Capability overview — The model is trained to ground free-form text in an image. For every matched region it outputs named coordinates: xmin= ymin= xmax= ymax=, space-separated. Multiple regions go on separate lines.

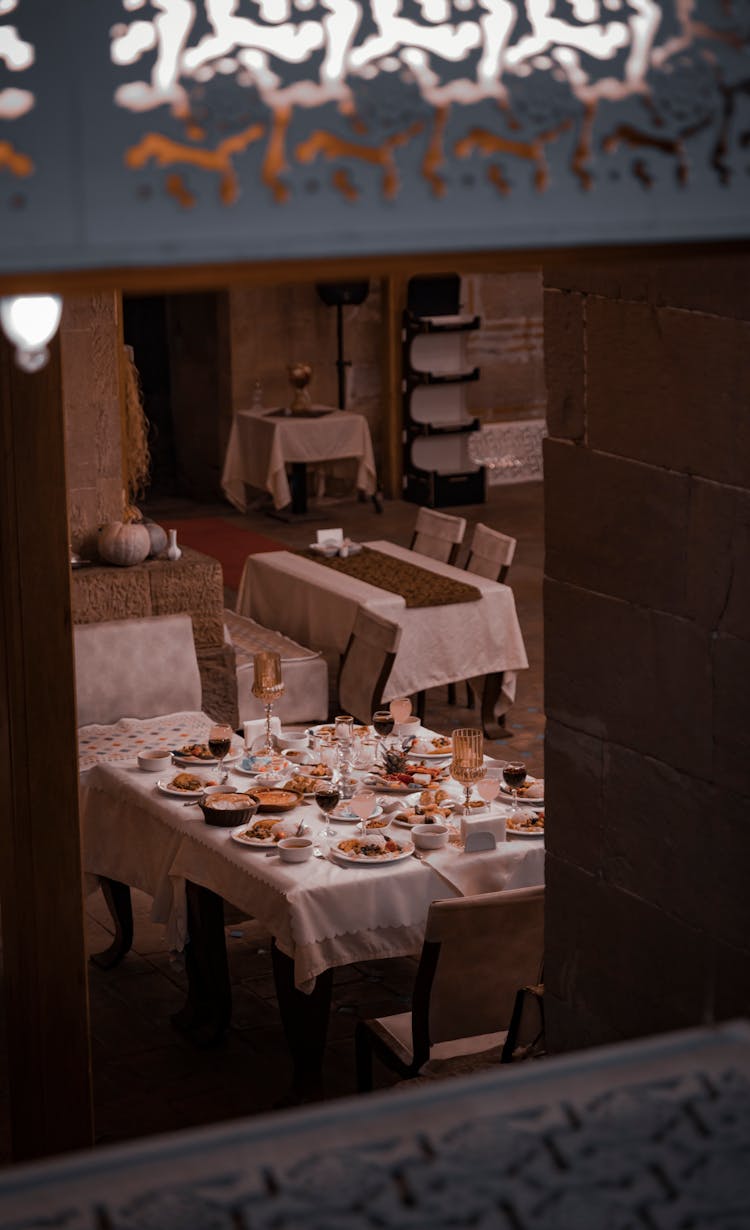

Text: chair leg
xmin=447 ymin=682 xmax=456 ymax=706
xmin=355 ymin=1022 xmax=375 ymax=1093
xmin=416 ymin=691 xmax=426 ymax=724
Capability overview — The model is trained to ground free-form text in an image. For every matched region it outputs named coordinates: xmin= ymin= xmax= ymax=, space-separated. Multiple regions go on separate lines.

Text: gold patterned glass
xmin=252 ymin=651 xmax=284 ymax=754
xmin=451 ymin=727 xmax=485 ymax=809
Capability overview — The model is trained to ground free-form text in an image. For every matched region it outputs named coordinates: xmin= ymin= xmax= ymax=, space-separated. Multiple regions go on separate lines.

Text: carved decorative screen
xmin=1 ymin=1 xmax=748 ymax=274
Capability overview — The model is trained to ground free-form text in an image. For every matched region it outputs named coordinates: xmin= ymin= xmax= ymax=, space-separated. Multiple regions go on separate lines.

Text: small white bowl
xmin=137 ymin=749 xmax=172 ymax=773
xmin=278 ymin=836 xmax=313 ymax=863
xmin=411 ymin=823 xmax=449 ymax=850
xmin=278 ymin=735 xmax=310 ymax=754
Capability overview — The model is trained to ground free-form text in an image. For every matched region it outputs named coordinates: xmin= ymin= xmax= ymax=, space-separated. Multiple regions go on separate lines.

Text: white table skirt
xmin=236 ymin=540 xmax=529 ymax=713
xmin=81 ymin=759 xmax=543 ymax=990
xmin=221 ymin=406 xmax=377 ymax=511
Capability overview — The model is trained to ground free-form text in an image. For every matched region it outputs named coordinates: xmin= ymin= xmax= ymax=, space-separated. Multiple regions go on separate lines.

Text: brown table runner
xmin=297 ymin=546 xmax=482 ymax=608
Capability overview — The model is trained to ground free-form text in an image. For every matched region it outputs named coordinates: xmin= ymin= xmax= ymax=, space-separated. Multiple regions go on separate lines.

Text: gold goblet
xmin=252 ymin=651 xmax=285 ymax=754
xmin=288 ymin=361 xmax=312 ymax=413
xmin=451 ymin=727 xmax=485 ymax=810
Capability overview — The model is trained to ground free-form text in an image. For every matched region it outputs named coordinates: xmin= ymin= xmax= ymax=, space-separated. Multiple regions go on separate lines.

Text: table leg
xmin=90 ymin=878 xmax=133 ymax=970
xmin=290 ymin=462 xmax=308 ymax=515
xmin=481 ymin=671 xmax=513 ymax=740
xmin=171 ymin=882 xmax=232 ymax=1048
xmin=271 ymin=940 xmax=333 ymax=1096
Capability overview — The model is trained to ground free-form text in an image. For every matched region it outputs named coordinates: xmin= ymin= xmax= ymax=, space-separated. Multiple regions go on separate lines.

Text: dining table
xmin=221 ymin=405 xmax=377 ymax=515
xmin=80 ymin=720 xmax=544 ymax=1088
xmin=236 ymin=540 xmax=529 ymax=736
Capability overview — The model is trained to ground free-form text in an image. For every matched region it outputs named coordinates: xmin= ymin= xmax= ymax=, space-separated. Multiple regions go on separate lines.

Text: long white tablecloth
xmin=236 ymin=540 xmax=529 ymax=713
xmin=81 ymin=756 xmax=543 ymax=991
xmin=221 ymin=406 xmax=377 ymax=511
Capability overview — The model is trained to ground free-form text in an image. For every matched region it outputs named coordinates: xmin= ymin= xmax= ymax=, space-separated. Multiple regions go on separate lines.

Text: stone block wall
xmin=61 ymin=294 xmax=124 ymax=557
xmin=462 ymin=270 xmax=545 ymax=421
xmin=543 ymin=252 xmax=750 ymax=1051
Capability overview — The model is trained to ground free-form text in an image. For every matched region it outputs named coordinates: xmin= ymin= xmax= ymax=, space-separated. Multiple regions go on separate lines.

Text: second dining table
xmin=236 ymin=539 xmax=529 ymax=735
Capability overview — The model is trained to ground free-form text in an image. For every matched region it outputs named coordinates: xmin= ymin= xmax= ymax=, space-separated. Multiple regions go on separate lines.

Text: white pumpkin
xmin=143 ymin=520 xmax=168 ymax=558
xmin=97 ymin=521 xmax=151 ymax=567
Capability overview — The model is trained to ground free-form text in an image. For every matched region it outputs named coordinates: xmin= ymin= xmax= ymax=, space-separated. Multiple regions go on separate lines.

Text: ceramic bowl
xmin=199 ymin=791 xmax=258 ymax=828
xmin=411 ymin=823 xmax=449 ymax=850
xmin=278 ymin=836 xmax=313 ymax=863
xmin=278 ymin=735 xmax=310 ymax=754
xmin=137 ymin=749 xmax=172 ymax=773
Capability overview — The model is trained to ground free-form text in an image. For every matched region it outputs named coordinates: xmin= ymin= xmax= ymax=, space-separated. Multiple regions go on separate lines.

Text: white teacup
xmin=278 ymin=837 xmax=313 ymax=863
xmin=411 ymin=823 xmax=449 ymax=850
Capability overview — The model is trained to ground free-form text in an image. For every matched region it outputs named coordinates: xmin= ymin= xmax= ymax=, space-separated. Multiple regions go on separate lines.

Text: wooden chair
xmin=409 ymin=506 xmax=467 ymax=566
xmin=337 ymin=607 xmax=402 ymax=725
xmin=355 ymin=886 xmax=544 ymax=1091
xmin=447 ymin=522 xmax=518 ymax=708
xmin=465 ymin=521 xmax=517 ymax=584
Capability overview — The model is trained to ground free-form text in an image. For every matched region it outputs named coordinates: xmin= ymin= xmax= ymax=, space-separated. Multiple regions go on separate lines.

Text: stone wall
xmin=462 ymin=271 xmax=545 ymax=421
xmin=61 ymin=294 xmax=124 ymax=557
xmin=543 ymin=252 xmax=750 ymax=1051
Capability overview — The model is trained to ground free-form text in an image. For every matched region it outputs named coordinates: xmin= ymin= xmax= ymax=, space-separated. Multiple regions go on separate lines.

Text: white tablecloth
xmin=221 ymin=406 xmax=377 ymax=511
xmin=81 ymin=759 xmax=543 ymax=991
xmin=236 ymin=540 xmax=529 ymax=714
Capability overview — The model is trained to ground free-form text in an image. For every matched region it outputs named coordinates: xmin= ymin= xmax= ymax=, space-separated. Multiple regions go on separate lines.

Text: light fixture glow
xmin=0 ymin=294 xmax=63 ymax=372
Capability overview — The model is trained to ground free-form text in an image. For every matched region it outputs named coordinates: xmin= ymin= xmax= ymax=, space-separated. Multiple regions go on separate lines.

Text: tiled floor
xmin=5 ymin=481 xmax=546 ymax=1155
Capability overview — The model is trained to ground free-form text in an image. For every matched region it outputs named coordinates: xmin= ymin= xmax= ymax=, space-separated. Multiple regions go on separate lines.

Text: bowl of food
xmin=411 ymin=823 xmax=449 ymax=850
xmin=198 ymin=791 xmax=259 ymax=828
xmin=137 ymin=749 xmax=172 ymax=773
xmin=278 ymin=836 xmax=313 ymax=863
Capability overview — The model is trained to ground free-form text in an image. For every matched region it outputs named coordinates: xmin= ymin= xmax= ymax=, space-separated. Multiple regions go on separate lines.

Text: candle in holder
xmin=252 ymin=652 xmax=285 ymax=753
xmin=451 ymin=727 xmax=485 ymax=810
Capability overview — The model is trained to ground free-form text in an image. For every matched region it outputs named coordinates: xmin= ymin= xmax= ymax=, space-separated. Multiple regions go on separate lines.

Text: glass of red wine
xmin=208 ymin=724 xmax=233 ymax=783
xmin=372 ymin=709 xmax=395 ymax=760
xmin=315 ymin=782 xmax=341 ymax=839
xmin=502 ymin=761 xmax=527 ymax=818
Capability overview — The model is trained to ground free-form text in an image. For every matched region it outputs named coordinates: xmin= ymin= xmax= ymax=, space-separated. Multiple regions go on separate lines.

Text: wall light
xmin=0 ymin=294 xmax=63 ymax=372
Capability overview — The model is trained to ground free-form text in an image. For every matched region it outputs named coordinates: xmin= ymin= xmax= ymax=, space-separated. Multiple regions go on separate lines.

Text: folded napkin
xmin=243 ymin=716 xmax=282 ymax=752
xmin=422 ymin=842 xmax=545 ymax=897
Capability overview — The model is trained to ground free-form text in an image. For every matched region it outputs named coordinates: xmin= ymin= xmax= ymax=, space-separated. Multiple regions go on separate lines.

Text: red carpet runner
xmin=165 ymin=517 xmax=285 ymax=591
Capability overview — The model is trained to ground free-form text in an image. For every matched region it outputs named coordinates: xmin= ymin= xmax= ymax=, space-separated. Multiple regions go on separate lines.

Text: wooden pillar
xmin=381 ymin=275 xmax=407 ymax=499
xmin=0 ymin=328 xmax=93 ymax=1159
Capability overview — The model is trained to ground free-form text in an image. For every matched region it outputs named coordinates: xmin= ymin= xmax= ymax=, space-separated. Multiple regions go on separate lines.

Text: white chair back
xmin=338 ymin=608 xmax=402 ymax=725
xmin=74 ymin=613 xmax=202 ymax=727
xmin=410 ymin=507 xmax=467 ymax=565
xmin=465 ymin=522 xmax=517 ymax=582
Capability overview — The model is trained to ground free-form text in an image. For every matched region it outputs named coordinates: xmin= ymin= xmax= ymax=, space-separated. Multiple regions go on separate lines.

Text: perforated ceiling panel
xmin=1 ymin=0 xmax=749 ymax=275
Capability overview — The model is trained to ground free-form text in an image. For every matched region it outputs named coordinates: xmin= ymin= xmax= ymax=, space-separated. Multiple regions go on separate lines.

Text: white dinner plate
xmin=331 ymin=803 xmax=384 ymax=824
xmin=230 ymin=827 xmax=277 ymax=848
xmin=506 ymin=813 xmax=545 ymax=838
xmin=391 ymin=810 xmax=454 ymax=828
xmin=364 ymin=777 xmax=433 ymax=795
xmin=156 ymin=777 xmax=217 ymax=799
xmin=499 ymin=777 xmax=545 ymax=806
xmin=331 ymin=839 xmax=414 ymax=866
xmin=407 ymin=741 xmax=453 ymax=760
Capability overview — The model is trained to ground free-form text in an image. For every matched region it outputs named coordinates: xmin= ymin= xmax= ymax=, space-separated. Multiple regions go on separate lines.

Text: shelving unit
xmin=401 ymin=280 xmax=486 ymax=508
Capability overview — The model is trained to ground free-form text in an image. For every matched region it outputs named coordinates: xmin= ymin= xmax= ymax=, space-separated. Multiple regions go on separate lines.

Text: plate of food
xmin=171 ymin=743 xmax=241 ymax=767
xmin=281 ymin=771 xmax=331 ymax=797
xmin=331 ymin=802 xmax=385 ymax=824
xmin=157 ymin=771 xmax=219 ymax=798
xmin=364 ymin=775 xmax=422 ymax=795
xmin=506 ymin=809 xmax=545 ymax=837
xmin=251 ymin=788 xmax=301 ymax=812
xmin=332 ymin=836 xmax=414 ymax=865
xmin=307 ymin=724 xmax=371 ymax=743
xmin=391 ymin=805 xmax=454 ymax=828
xmin=499 ymin=777 xmax=545 ymax=805
xmin=231 ymin=817 xmax=284 ymax=847
xmin=407 ymin=736 xmax=453 ymax=759
xmin=235 ymin=753 xmax=291 ymax=777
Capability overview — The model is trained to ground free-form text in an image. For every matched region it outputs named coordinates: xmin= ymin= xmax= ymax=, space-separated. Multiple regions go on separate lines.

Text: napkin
xmin=460 ymin=811 xmax=507 ymax=844
xmin=243 ymin=717 xmax=282 ymax=751
xmin=423 ymin=843 xmax=545 ymax=897
xmin=316 ymin=528 xmax=343 ymax=546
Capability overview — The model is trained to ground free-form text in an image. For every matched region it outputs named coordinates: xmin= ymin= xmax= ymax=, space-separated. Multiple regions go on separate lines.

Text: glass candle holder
xmin=451 ymin=727 xmax=485 ymax=809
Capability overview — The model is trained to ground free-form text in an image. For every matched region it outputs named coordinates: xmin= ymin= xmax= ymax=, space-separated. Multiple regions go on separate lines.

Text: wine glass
xmin=208 ymin=724 xmax=233 ymax=783
xmin=450 ymin=727 xmax=484 ymax=810
xmin=372 ymin=709 xmax=394 ymax=759
xmin=503 ymin=761 xmax=527 ymax=819
xmin=476 ymin=775 xmax=500 ymax=811
xmin=315 ymin=781 xmax=341 ymax=839
xmin=349 ymin=789 xmax=376 ymax=836
xmin=252 ymin=652 xmax=285 ymax=754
